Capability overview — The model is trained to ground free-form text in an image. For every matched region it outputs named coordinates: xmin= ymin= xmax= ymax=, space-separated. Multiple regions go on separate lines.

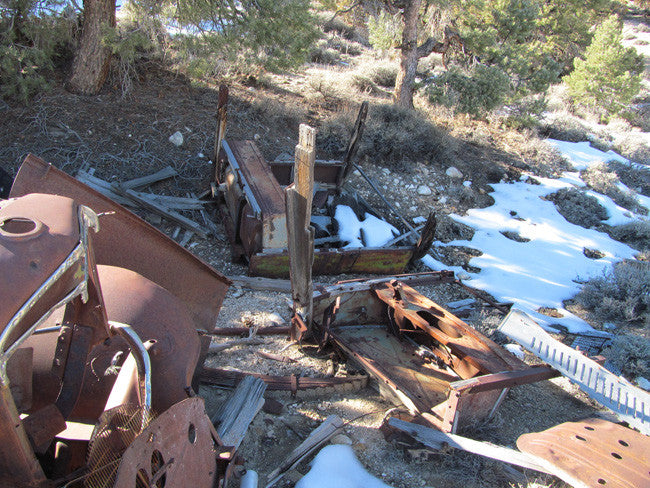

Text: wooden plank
xmin=286 ymin=124 xmax=316 ymax=330
xmin=337 ymin=101 xmax=368 ymax=188
xmin=214 ymin=85 xmax=229 ymax=181
xmin=121 ymin=165 xmax=178 ymax=190
xmin=265 ymin=415 xmax=344 ymax=488
xmin=111 ymin=183 xmax=209 ymax=238
xmin=228 ymin=275 xmax=292 ymax=293
xmin=212 ymin=375 xmax=266 ymax=449
xmin=388 ymin=418 xmax=553 ymax=474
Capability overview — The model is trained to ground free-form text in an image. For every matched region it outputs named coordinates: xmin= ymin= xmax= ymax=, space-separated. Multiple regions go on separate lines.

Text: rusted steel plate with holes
xmin=517 ymin=418 xmax=650 ymax=488
xmin=10 ymin=154 xmax=230 ymax=332
xmin=111 ymin=398 xmax=223 ymax=488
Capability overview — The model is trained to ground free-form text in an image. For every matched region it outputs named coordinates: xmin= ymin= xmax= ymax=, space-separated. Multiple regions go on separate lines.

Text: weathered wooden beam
xmin=212 ymin=375 xmax=266 ymax=449
xmin=286 ymin=124 xmax=316 ymax=331
xmin=388 ymin=418 xmax=552 ymax=474
xmin=227 ymin=276 xmax=293 ymax=293
xmin=121 ymin=165 xmax=178 ymax=190
xmin=111 ymin=183 xmax=209 ymax=238
xmin=214 ymin=85 xmax=229 ymax=181
xmin=337 ymin=101 xmax=368 ymax=188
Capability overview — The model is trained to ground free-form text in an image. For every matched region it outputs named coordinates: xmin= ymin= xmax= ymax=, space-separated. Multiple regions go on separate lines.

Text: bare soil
xmin=0 ymin=68 xmax=614 ymax=488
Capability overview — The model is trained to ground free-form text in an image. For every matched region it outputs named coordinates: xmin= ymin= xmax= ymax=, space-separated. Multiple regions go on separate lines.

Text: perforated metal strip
xmin=499 ymin=310 xmax=650 ymax=436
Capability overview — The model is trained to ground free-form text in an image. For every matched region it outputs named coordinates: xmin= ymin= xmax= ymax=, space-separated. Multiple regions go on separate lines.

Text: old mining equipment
xmin=1 ymin=170 xmax=233 ymax=487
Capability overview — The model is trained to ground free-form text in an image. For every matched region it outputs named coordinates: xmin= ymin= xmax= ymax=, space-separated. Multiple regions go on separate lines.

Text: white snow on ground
xmin=296 ymin=445 xmax=394 ymax=488
xmin=424 ymin=141 xmax=648 ymax=334
xmin=334 ymin=206 xmax=399 ymax=248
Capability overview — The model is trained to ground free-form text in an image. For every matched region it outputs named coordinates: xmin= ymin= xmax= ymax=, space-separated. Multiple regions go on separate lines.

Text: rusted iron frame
xmin=313 ymin=270 xmax=455 ymax=301
xmin=208 ymin=326 xmax=291 ymax=336
xmin=291 ymin=313 xmax=309 ymax=342
xmin=200 ymin=367 xmax=365 ymax=392
xmin=454 ymin=279 xmax=512 ymax=313
xmin=0 ymin=205 xmax=98 ymax=385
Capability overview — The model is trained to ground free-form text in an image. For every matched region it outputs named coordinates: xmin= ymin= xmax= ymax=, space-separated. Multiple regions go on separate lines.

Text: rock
xmin=446 ymin=166 xmax=463 ymax=179
xmin=330 ymin=434 xmax=353 ymax=445
xmin=353 ymin=170 xmax=361 ymax=176
xmin=463 ymin=180 xmax=472 ymax=187
xmin=254 ymin=133 xmax=261 ymax=140
xmin=266 ymin=312 xmax=285 ymax=326
xmin=381 ymin=168 xmax=391 ymax=176
xmin=168 ymin=131 xmax=184 ymax=146
xmin=413 ymin=216 xmax=427 ymax=224
xmin=410 ymin=206 xmax=417 ymax=212
xmin=198 ymin=152 xmax=205 ymax=158
xmin=438 ymin=196 xmax=448 ymax=205
xmin=263 ymin=398 xmax=284 ymax=415
xmin=457 ymin=272 xmax=471 ymax=280
xmin=417 ymin=185 xmax=432 ymax=196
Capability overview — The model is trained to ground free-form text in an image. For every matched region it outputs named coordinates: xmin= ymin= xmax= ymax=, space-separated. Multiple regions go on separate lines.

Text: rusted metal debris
xmin=517 ymin=418 xmax=650 ymax=488
xmin=1 ymin=159 xmax=236 ymax=487
xmin=211 ymin=94 xmax=436 ymax=278
xmin=200 ymin=367 xmax=368 ymax=395
xmin=305 ymin=277 xmax=575 ymax=433
xmin=391 ymin=416 xmax=650 ymax=488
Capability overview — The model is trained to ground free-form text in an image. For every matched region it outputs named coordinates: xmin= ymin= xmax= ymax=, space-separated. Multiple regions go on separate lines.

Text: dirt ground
xmin=0 ymin=70 xmax=617 ymax=488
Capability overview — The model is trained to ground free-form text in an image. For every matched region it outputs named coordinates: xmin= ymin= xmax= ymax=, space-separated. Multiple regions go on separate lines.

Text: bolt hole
xmin=584 ymin=426 xmax=595 ymax=431
xmin=575 ymin=435 xmax=586 ymax=441
xmin=611 ymin=452 xmax=622 ymax=459
xmin=135 ymin=469 xmax=150 ymax=488
xmin=188 ymin=423 xmax=197 ymax=444
xmin=618 ymin=440 xmax=629 ymax=447
xmin=0 ymin=218 xmax=36 ymax=234
xmin=598 ymin=479 xmax=607 ymax=485
xmin=151 ymin=450 xmax=167 ymax=487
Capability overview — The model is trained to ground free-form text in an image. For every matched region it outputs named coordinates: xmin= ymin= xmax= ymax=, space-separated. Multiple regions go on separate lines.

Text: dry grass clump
xmin=248 ymin=98 xmax=307 ymax=132
xmin=581 ymin=162 xmax=648 ymax=215
xmin=609 ymin=161 xmax=650 ymax=196
xmin=355 ymin=59 xmax=398 ymax=88
xmin=310 ymin=40 xmax=342 ymax=65
xmin=575 ymin=260 xmax=650 ymax=325
xmin=541 ymin=111 xmax=592 ymax=142
xmin=548 ymin=188 xmax=608 ymax=228
xmin=603 ymin=334 xmax=650 ymax=380
xmin=608 ymin=220 xmax=650 ymax=251
xmin=318 ymin=103 xmax=456 ymax=170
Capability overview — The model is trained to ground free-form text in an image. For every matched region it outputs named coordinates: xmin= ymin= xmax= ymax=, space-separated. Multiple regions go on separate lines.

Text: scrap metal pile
xmin=1 ymin=89 xmax=649 ymax=488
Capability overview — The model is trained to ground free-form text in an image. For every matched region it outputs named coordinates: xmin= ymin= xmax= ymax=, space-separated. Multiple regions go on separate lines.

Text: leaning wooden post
xmin=213 ymin=85 xmax=229 ymax=183
xmin=286 ymin=124 xmax=316 ymax=340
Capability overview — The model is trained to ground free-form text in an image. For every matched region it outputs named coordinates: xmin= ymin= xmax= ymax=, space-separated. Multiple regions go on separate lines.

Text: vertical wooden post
xmin=213 ymin=85 xmax=229 ymax=183
xmin=286 ymin=124 xmax=316 ymax=334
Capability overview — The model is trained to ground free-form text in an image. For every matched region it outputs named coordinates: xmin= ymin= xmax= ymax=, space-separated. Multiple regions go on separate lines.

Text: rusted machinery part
xmin=10 ymin=154 xmax=230 ymax=332
xmin=0 ymin=195 xmax=104 ymax=361
xmin=111 ymin=398 xmax=225 ymax=488
xmin=22 ymin=265 xmax=202 ymax=422
xmin=517 ymin=418 xmax=650 ymax=488
xmin=200 ymin=367 xmax=368 ymax=395
xmin=108 ymin=322 xmax=152 ymax=412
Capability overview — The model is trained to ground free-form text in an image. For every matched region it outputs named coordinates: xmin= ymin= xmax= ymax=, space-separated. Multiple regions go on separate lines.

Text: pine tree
xmin=565 ymin=14 xmax=644 ymax=120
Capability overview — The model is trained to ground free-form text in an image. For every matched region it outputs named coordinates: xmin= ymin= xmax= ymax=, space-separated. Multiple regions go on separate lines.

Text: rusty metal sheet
xmin=0 ymin=194 xmax=81 ymax=345
xmin=331 ymin=327 xmax=453 ymax=414
xmin=10 ymin=154 xmax=230 ymax=332
xmin=249 ymin=247 xmax=414 ymax=278
xmin=112 ymin=397 xmax=221 ymax=488
xmin=374 ymin=281 xmax=527 ymax=376
xmin=517 ymin=418 xmax=650 ymax=488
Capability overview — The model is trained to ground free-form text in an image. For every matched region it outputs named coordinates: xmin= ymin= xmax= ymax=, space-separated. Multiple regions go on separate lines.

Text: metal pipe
xmin=108 ymin=321 xmax=152 ymax=412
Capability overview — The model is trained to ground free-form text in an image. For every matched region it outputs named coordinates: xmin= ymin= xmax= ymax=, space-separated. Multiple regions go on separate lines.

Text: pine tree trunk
xmin=68 ymin=0 xmax=116 ymax=95
xmin=394 ymin=0 xmax=422 ymax=109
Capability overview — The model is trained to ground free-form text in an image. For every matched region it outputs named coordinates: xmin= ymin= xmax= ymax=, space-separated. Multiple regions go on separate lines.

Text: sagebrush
xmin=575 ymin=260 xmax=650 ymax=324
